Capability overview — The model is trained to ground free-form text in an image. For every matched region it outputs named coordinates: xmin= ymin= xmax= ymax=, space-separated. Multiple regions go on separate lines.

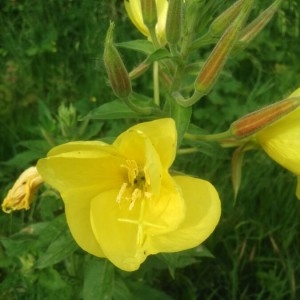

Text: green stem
xmin=177 ymin=147 xmax=199 ymax=155
xmin=123 ymin=95 xmax=161 ymax=116
xmin=153 ymin=61 xmax=160 ymax=106
xmin=184 ymin=130 xmax=232 ymax=142
xmin=172 ymin=90 xmax=204 ymax=107
xmin=148 ymin=27 xmax=161 ymax=49
xmin=169 ymin=43 xmax=178 ymax=57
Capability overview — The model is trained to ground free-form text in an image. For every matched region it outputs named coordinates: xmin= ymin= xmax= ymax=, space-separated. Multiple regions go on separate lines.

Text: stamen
xmin=116 ymin=182 xmax=128 ymax=204
xmin=129 ymin=188 xmax=141 ymax=210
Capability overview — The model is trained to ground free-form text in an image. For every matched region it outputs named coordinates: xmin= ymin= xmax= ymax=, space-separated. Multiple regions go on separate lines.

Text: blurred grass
xmin=0 ymin=0 xmax=300 ymax=299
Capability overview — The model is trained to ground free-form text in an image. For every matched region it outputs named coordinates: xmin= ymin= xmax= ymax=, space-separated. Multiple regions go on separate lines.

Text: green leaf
xmin=18 ymin=139 xmax=50 ymax=154
xmin=3 ymin=150 xmax=42 ymax=168
xmin=145 ymin=48 xmax=172 ymax=64
xmin=35 ymin=227 xmax=78 ymax=269
xmin=158 ymin=246 xmax=214 ymax=278
xmin=34 ymin=215 xmax=67 ymax=249
xmin=83 ymin=258 xmax=114 ymax=300
xmin=84 ymin=94 xmax=158 ymax=120
xmin=113 ymin=277 xmax=134 ymax=300
xmin=116 ymin=40 xmax=155 ymax=55
xmin=34 ymin=215 xmax=78 ymax=269
xmin=84 ymin=100 xmax=139 ymax=120
xmin=38 ymin=267 xmax=68 ymax=291
xmin=128 ymin=282 xmax=173 ymax=300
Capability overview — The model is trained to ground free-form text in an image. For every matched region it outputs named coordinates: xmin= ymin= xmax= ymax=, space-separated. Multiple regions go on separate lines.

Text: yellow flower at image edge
xmin=124 ymin=0 xmax=168 ymax=45
xmin=256 ymin=88 xmax=300 ymax=199
xmin=37 ymin=118 xmax=221 ymax=271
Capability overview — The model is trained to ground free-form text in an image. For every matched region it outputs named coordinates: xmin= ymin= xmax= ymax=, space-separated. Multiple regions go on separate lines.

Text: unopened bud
xmin=209 ymin=0 xmax=245 ymax=36
xmin=194 ymin=0 xmax=253 ymax=96
xmin=166 ymin=0 xmax=182 ymax=45
xmin=230 ymin=96 xmax=300 ymax=139
xmin=239 ymin=0 xmax=282 ymax=43
xmin=103 ymin=22 xmax=132 ymax=98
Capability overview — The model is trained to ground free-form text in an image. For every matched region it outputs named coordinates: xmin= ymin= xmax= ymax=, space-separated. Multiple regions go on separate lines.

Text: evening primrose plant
xmin=2 ymin=0 xmax=297 ymax=297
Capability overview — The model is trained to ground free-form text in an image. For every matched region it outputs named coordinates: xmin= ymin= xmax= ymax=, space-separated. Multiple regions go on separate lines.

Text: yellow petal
xmin=90 ymin=189 xmax=148 ymax=271
xmin=114 ymin=118 xmax=177 ymax=169
xmin=124 ymin=0 xmax=168 ymax=44
xmin=113 ymin=126 xmax=164 ymax=197
xmin=288 ymin=87 xmax=300 ymax=98
xmin=36 ymin=141 xmax=127 ymax=258
xmin=257 ymin=108 xmax=300 ymax=174
xmin=144 ymin=174 xmax=186 ymax=236
xmin=37 ymin=141 xmax=125 ymax=192
xmin=149 ymin=175 xmax=221 ymax=252
xmin=89 ymin=176 xmax=186 ymax=270
xmin=124 ymin=0 xmax=148 ymax=37
xmin=63 ymin=189 xmax=105 ymax=257
xmin=46 ymin=141 xmax=120 ymax=157
xmin=153 ymin=0 xmax=168 ymax=43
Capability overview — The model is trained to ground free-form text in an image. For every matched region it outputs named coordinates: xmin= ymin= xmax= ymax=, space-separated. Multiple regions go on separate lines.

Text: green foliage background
xmin=0 ymin=0 xmax=300 ymax=299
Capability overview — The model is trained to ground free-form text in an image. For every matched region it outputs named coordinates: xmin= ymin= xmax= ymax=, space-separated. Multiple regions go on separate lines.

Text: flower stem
xmin=153 ymin=61 xmax=160 ymax=106
xmin=184 ymin=130 xmax=232 ymax=142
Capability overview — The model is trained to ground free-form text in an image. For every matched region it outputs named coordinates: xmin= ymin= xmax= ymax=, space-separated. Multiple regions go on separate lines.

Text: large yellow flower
xmin=124 ymin=0 xmax=168 ymax=45
xmin=256 ymin=88 xmax=300 ymax=198
xmin=37 ymin=118 xmax=220 ymax=271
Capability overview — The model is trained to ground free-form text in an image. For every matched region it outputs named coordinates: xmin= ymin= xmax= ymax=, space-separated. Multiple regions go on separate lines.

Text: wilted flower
xmin=37 ymin=118 xmax=221 ymax=271
xmin=2 ymin=167 xmax=44 ymax=213
xmin=124 ymin=0 xmax=168 ymax=45
xmin=255 ymin=87 xmax=300 ymax=198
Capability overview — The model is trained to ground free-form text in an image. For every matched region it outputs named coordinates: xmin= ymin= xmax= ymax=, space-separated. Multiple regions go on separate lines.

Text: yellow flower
xmin=124 ymin=0 xmax=168 ymax=45
xmin=256 ymin=87 xmax=300 ymax=198
xmin=37 ymin=118 xmax=221 ymax=271
xmin=2 ymin=167 xmax=44 ymax=213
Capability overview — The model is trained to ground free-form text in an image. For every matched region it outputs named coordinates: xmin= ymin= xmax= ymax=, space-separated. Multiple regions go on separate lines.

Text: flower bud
xmin=166 ymin=0 xmax=182 ymax=45
xmin=194 ymin=0 xmax=253 ymax=96
xmin=209 ymin=0 xmax=245 ymax=37
xmin=230 ymin=95 xmax=300 ymax=139
xmin=239 ymin=0 xmax=282 ymax=43
xmin=103 ymin=22 xmax=132 ymax=98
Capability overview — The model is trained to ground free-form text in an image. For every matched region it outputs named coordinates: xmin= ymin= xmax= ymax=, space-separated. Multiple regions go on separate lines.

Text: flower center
xmin=116 ymin=160 xmax=165 ymax=248
xmin=117 ymin=160 xmax=151 ymax=210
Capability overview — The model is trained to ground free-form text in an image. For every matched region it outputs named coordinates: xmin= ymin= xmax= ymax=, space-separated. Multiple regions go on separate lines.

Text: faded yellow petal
xmin=37 ymin=141 xmax=125 ymax=193
xmin=115 ymin=118 xmax=177 ymax=169
xmin=2 ymin=167 xmax=43 ymax=213
xmin=90 ymin=189 xmax=148 ymax=271
xmin=149 ymin=175 xmax=221 ymax=253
